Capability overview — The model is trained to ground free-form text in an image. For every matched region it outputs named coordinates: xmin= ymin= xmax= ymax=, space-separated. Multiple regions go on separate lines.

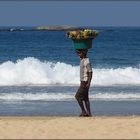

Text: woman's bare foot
xmin=79 ymin=112 xmax=87 ymax=117
xmin=86 ymin=112 xmax=92 ymax=117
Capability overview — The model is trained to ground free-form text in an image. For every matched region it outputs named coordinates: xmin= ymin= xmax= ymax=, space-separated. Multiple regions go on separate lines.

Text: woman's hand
xmin=85 ymin=82 xmax=90 ymax=88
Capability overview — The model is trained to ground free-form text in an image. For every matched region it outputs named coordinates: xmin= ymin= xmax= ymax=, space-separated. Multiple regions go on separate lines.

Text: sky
xmin=0 ymin=1 xmax=140 ymax=26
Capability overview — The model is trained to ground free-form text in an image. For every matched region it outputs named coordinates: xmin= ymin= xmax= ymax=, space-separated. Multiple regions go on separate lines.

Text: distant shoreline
xmin=0 ymin=26 xmax=140 ymax=32
xmin=0 ymin=25 xmax=84 ymax=32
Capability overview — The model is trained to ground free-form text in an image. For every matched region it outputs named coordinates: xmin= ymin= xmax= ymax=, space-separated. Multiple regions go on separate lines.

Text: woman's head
xmin=75 ymin=49 xmax=88 ymax=58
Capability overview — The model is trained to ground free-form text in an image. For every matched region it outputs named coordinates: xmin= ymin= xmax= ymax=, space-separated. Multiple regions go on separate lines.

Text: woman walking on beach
xmin=75 ymin=49 xmax=92 ymax=117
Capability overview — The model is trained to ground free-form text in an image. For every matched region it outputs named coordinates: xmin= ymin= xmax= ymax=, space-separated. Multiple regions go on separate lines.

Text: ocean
xmin=0 ymin=26 xmax=140 ymax=116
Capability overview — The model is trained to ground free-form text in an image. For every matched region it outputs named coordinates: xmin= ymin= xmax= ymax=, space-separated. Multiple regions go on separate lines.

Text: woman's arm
xmin=86 ymin=72 xmax=92 ymax=88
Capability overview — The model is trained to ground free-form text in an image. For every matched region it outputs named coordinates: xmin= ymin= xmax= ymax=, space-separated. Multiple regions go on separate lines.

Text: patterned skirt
xmin=75 ymin=81 xmax=89 ymax=101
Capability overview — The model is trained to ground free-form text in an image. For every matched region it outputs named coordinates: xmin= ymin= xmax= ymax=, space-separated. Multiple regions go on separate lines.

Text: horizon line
xmin=0 ymin=0 xmax=140 ymax=1
xmin=0 ymin=25 xmax=140 ymax=27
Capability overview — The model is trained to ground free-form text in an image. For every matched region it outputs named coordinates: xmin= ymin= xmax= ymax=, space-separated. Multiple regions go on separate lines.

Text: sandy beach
xmin=0 ymin=116 xmax=140 ymax=139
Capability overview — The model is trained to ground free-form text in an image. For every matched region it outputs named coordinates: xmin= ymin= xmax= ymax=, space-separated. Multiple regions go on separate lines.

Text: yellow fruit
xmin=76 ymin=34 xmax=81 ymax=39
xmin=67 ymin=29 xmax=99 ymax=39
xmin=70 ymin=31 xmax=77 ymax=36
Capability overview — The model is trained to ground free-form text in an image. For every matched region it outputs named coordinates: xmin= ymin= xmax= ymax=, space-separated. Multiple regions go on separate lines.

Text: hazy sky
xmin=0 ymin=1 xmax=140 ymax=26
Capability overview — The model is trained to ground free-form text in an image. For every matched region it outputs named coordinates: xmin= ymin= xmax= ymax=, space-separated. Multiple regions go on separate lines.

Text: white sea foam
xmin=0 ymin=57 xmax=140 ymax=86
xmin=0 ymin=92 xmax=140 ymax=101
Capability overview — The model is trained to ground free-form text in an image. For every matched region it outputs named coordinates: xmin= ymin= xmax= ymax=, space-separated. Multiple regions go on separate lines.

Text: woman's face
xmin=76 ymin=50 xmax=85 ymax=59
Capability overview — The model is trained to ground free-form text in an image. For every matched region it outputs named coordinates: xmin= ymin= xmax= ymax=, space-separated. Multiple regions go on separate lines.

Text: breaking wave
xmin=0 ymin=57 xmax=140 ymax=86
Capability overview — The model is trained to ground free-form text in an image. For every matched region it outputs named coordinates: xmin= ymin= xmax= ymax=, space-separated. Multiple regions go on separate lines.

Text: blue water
xmin=0 ymin=26 xmax=140 ymax=116
xmin=1 ymin=26 xmax=140 ymax=68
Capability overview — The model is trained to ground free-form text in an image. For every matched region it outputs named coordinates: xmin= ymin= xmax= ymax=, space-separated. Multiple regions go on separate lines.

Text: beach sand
xmin=0 ymin=116 xmax=140 ymax=139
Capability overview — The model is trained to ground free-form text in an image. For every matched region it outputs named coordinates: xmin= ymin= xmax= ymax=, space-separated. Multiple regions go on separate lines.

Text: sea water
xmin=0 ymin=26 xmax=140 ymax=116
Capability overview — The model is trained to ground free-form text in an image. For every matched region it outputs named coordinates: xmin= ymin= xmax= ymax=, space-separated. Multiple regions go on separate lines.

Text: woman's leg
xmin=84 ymin=99 xmax=92 ymax=116
xmin=75 ymin=84 xmax=87 ymax=116
xmin=75 ymin=96 xmax=87 ymax=116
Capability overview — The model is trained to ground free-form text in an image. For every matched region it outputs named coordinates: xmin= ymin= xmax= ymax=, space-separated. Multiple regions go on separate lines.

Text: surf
xmin=0 ymin=57 xmax=140 ymax=86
